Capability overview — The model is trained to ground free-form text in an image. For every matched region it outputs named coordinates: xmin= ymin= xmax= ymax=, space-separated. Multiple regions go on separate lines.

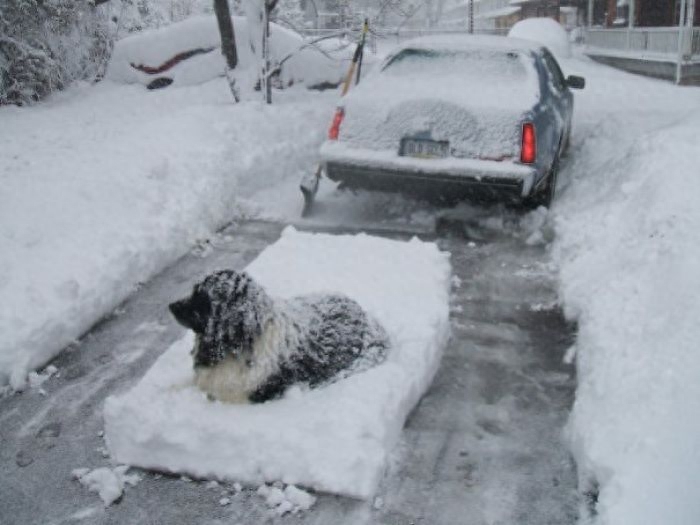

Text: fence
xmin=586 ymin=27 xmax=700 ymax=59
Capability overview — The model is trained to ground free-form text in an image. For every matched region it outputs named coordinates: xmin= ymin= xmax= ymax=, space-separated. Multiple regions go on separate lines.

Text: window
xmin=541 ymin=48 xmax=566 ymax=92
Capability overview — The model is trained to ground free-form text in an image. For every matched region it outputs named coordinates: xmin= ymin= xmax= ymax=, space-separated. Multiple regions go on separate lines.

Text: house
xmin=439 ymin=0 xmax=565 ymax=31
xmin=588 ymin=0 xmax=700 ymax=27
xmin=510 ymin=0 xmax=562 ymax=20
xmin=583 ymin=0 xmax=699 ymax=84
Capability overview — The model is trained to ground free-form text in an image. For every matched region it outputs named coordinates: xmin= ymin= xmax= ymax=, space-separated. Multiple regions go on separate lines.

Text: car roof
xmin=390 ymin=34 xmax=545 ymax=56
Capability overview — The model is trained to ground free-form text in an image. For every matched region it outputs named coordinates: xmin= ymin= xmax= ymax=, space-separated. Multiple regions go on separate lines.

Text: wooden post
xmin=627 ymin=0 xmax=635 ymax=50
xmin=468 ymin=0 xmax=474 ymax=34
xmin=688 ymin=0 xmax=696 ymax=30
xmin=606 ymin=0 xmax=616 ymax=26
xmin=676 ymin=0 xmax=687 ymax=84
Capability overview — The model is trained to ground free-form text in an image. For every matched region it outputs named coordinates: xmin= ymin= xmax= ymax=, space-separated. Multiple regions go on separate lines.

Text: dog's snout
xmin=169 ymin=295 xmax=209 ymax=333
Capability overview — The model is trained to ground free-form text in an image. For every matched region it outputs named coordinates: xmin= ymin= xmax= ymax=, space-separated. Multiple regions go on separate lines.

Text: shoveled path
xmin=0 ymin=217 xmax=578 ymax=525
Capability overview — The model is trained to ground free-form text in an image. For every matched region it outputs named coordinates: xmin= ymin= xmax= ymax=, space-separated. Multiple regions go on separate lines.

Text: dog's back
xmin=248 ymin=294 xmax=388 ymax=403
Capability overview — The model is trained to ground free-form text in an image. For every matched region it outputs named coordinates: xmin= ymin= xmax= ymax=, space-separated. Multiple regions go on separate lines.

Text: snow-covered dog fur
xmin=169 ymin=270 xmax=389 ymax=403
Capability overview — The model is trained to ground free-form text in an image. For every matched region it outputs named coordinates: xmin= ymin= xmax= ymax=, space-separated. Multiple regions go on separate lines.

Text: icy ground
xmin=1 ymin=43 xmax=699 ymax=524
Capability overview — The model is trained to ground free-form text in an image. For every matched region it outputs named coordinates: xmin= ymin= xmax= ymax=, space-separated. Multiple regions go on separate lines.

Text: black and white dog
xmin=169 ymin=270 xmax=389 ymax=403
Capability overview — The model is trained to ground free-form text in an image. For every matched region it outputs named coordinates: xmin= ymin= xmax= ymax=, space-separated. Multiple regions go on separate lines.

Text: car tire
xmin=524 ymin=159 xmax=558 ymax=209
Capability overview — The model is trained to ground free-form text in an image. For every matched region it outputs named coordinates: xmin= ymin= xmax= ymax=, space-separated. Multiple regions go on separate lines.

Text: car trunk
xmin=339 ymin=97 xmax=525 ymax=161
xmin=336 ymin=47 xmax=540 ymax=162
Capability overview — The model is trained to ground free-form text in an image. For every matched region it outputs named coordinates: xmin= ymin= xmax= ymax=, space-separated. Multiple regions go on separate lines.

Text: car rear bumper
xmin=320 ymin=142 xmax=538 ymax=200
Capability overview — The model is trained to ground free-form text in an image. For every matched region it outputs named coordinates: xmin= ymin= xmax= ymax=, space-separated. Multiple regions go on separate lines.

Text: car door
xmin=539 ymin=48 xmax=572 ymax=156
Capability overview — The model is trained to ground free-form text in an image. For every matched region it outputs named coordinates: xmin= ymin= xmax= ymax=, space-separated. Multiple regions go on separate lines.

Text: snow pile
xmin=257 ymin=483 xmax=317 ymax=515
xmin=0 ymin=81 xmax=332 ymax=390
xmin=106 ymin=15 xmax=345 ymax=89
xmin=71 ymin=465 xmax=141 ymax=506
xmin=508 ymin=18 xmax=571 ymax=58
xmin=554 ymin=99 xmax=700 ymax=523
xmin=104 ymin=227 xmax=451 ymax=498
xmin=26 ymin=365 xmax=59 ymax=391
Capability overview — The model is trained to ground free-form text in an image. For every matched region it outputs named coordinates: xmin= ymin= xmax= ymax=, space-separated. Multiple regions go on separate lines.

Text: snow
xmin=3 ymin=24 xmax=700 ymax=522
xmin=71 ymin=465 xmax=140 ymax=506
xmin=508 ymin=18 xmax=572 ymax=59
xmin=0 ymin=82 xmax=332 ymax=390
xmin=552 ymin=56 xmax=700 ymax=524
xmin=255 ymin=483 xmax=317 ymax=515
xmin=26 ymin=364 xmax=59 ymax=390
xmin=106 ymin=15 xmax=345 ymax=90
xmin=103 ymin=227 xmax=451 ymax=499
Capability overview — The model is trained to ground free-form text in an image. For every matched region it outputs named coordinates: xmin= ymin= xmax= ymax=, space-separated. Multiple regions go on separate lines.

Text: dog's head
xmin=169 ymin=270 xmax=274 ymax=368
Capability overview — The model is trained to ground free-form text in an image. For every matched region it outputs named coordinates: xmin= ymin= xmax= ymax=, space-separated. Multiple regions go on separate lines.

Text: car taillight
xmin=521 ymin=122 xmax=536 ymax=164
xmin=328 ymin=108 xmax=344 ymax=140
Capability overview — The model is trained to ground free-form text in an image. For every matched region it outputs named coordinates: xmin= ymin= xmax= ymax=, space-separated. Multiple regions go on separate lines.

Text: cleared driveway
xmin=0 ymin=217 xmax=577 ymax=525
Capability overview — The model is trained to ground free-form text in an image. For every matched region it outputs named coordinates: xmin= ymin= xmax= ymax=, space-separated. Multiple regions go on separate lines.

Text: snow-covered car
xmin=319 ymin=35 xmax=585 ymax=207
xmin=105 ymin=15 xmax=348 ymax=90
xmin=508 ymin=17 xmax=572 ymax=59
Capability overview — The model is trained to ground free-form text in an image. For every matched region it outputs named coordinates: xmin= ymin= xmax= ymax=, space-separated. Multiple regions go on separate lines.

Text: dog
xmin=169 ymin=270 xmax=389 ymax=403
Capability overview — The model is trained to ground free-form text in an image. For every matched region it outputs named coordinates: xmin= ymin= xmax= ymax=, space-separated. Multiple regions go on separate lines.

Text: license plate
xmin=400 ymin=138 xmax=449 ymax=159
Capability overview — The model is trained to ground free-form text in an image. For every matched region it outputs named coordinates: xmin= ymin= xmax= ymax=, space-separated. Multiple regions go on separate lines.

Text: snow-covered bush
xmin=0 ymin=0 xmax=227 ymax=105
xmin=0 ymin=0 xmax=111 ymax=105
xmin=272 ymin=0 xmax=305 ymax=31
xmin=107 ymin=0 xmax=217 ymax=37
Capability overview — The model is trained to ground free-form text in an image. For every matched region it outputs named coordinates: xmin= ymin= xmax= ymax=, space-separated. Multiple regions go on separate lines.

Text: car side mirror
xmin=566 ymin=75 xmax=585 ymax=89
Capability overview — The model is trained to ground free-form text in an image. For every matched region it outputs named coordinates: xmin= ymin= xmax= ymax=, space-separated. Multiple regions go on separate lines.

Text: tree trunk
xmin=213 ymin=0 xmax=240 ymax=102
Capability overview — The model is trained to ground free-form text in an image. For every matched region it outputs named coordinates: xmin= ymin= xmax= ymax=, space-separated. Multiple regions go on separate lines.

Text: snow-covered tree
xmin=272 ymin=0 xmax=306 ymax=29
xmin=0 ymin=0 xmax=111 ymax=105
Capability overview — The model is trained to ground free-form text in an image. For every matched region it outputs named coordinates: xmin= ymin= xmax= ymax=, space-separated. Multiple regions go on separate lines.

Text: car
xmin=105 ymin=15 xmax=352 ymax=91
xmin=318 ymin=34 xmax=585 ymax=208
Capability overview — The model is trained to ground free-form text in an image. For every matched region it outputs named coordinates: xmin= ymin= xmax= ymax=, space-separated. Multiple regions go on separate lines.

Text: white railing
xmin=586 ymin=27 xmax=700 ymax=59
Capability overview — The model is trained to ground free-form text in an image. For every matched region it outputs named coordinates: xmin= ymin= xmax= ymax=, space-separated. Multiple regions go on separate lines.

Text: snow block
xmin=104 ymin=227 xmax=451 ymax=499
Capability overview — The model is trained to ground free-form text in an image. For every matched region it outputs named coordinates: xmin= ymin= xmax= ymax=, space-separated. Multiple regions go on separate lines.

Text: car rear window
xmin=382 ymin=48 xmax=531 ymax=82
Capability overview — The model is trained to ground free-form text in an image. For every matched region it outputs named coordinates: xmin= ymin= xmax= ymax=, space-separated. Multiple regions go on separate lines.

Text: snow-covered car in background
xmin=319 ymin=35 xmax=585 ymax=207
xmin=106 ymin=15 xmax=349 ymax=90
xmin=508 ymin=17 xmax=572 ymax=59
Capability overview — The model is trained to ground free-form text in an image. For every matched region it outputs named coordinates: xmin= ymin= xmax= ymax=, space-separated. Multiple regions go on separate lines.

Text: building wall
xmin=599 ymin=0 xmax=699 ymax=28
xmin=520 ymin=1 xmax=562 ymax=21
xmin=637 ymin=0 xmax=674 ymax=26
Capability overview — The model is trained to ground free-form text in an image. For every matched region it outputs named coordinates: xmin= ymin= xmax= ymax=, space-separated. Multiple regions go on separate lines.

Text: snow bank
xmin=508 ymin=18 xmax=571 ymax=58
xmin=104 ymin=227 xmax=451 ymax=499
xmin=0 ymin=82 xmax=332 ymax=389
xmin=554 ymin=70 xmax=700 ymax=523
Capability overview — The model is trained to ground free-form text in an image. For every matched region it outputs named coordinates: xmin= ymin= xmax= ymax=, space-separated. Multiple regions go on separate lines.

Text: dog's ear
xmin=169 ymin=292 xmax=210 ymax=333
